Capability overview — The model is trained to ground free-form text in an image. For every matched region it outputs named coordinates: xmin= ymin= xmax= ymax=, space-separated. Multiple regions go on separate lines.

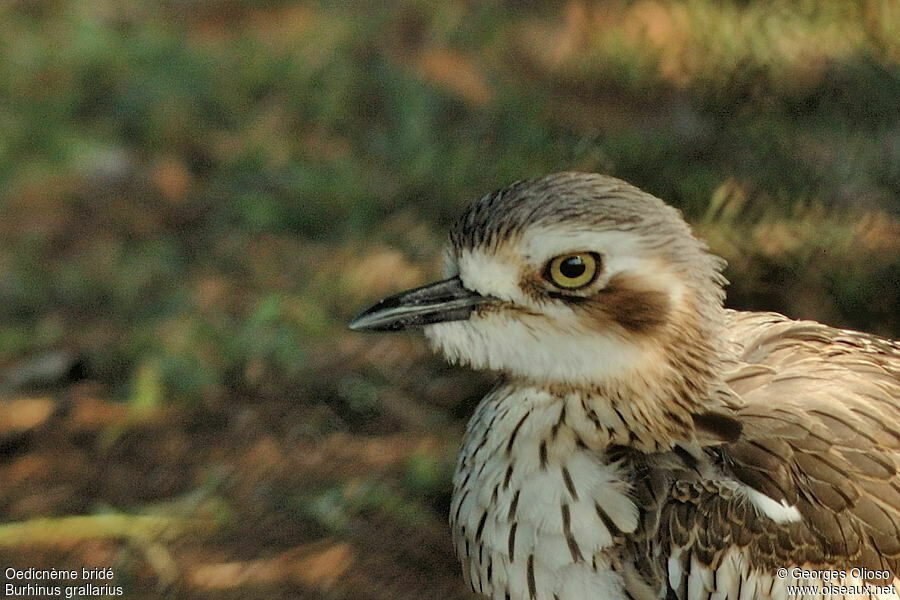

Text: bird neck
xmin=516 ymin=382 xmax=696 ymax=453
xmin=517 ymin=306 xmax=732 ymax=452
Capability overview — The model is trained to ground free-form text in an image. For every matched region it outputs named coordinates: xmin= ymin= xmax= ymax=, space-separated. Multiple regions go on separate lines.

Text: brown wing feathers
xmin=662 ymin=311 xmax=900 ymax=580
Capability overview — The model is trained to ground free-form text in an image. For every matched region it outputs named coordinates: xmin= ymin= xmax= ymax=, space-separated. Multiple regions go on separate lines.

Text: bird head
xmin=350 ymin=172 xmax=728 ymax=393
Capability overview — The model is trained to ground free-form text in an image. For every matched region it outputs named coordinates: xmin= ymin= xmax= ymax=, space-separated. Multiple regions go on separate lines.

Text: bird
xmin=349 ymin=172 xmax=900 ymax=600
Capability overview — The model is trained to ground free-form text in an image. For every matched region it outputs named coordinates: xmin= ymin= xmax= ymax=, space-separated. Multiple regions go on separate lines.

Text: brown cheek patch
xmin=584 ymin=273 xmax=671 ymax=334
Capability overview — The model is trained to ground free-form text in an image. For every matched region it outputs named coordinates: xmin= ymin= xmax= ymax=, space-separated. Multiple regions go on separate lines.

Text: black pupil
xmin=560 ymin=256 xmax=586 ymax=278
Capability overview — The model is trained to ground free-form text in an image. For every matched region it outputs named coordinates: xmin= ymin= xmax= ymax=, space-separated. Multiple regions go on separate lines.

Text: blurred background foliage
xmin=0 ymin=0 xmax=898 ymax=598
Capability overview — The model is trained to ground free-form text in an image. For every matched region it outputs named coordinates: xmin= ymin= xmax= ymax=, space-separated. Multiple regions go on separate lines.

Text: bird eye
xmin=545 ymin=253 xmax=599 ymax=289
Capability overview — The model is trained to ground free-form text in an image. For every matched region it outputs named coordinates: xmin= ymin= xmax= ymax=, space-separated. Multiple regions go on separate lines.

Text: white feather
xmin=741 ymin=486 xmax=803 ymax=524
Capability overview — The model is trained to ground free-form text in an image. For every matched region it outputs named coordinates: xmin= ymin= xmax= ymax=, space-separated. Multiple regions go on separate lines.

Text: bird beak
xmin=349 ymin=276 xmax=493 ymax=332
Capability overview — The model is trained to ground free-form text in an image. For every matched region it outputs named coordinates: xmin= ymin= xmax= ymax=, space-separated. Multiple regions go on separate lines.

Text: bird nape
xmin=349 ymin=172 xmax=900 ymax=600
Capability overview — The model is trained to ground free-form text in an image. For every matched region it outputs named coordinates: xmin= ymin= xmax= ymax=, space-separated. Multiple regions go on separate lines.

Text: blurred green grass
xmin=0 ymin=0 xmax=898 ymax=404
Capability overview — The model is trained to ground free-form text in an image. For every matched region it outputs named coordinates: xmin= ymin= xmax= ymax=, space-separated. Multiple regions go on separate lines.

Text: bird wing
xmin=658 ymin=310 xmax=900 ymax=599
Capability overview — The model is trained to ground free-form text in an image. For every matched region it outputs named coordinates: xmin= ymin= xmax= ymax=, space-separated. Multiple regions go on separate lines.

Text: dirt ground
xmin=0 ymin=369 xmax=484 ymax=599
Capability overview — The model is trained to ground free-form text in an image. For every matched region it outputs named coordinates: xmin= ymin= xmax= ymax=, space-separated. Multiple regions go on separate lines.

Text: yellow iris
xmin=546 ymin=253 xmax=598 ymax=289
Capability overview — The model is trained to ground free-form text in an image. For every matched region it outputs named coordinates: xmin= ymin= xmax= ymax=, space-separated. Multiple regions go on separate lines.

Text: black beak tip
xmin=347 ymin=310 xmax=378 ymax=332
xmin=347 ymin=317 xmax=388 ymax=332
xmin=348 ymin=319 xmax=403 ymax=332
xmin=347 ymin=297 xmax=400 ymax=332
